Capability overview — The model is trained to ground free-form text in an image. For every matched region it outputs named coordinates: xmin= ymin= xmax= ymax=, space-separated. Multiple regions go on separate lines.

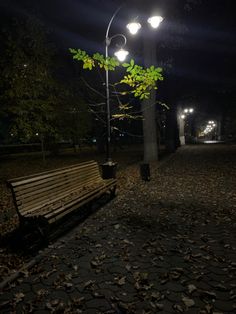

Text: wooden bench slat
xmin=45 ymin=179 xmax=116 ymax=220
xmin=9 ymin=161 xmax=99 ymax=187
xmin=18 ymin=176 xmax=103 ymax=214
xmin=20 ymin=181 xmax=104 ymax=217
xmin=47 ymin=180 xmax=116 ymax=223
xmin=9 ymin=160 xmax=96 ymax=183
xmin=15 ymin=171 xmax=102 ymax=200
xmin=21 ymin=179 xmax=116 ymax=219
xmin=13 ymin=164 xmax=100 ymax=193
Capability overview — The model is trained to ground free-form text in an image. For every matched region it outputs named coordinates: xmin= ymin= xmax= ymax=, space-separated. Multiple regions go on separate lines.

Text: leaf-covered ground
xmin=0 ymin=146 xmax=143 ymax=282
xmin=1 ymin=144 xmax=236 ymax=313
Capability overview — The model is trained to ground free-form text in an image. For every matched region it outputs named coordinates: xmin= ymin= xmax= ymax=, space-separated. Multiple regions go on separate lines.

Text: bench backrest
xmin=8 ymin=160 xmax=102 ymax=217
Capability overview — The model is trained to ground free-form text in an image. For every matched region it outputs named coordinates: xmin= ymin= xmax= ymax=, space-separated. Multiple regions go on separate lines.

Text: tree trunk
xmin=142 ymin=36 xmax=158 ymax=162
xmin=166 ymin=107 xmax=179 ymax=153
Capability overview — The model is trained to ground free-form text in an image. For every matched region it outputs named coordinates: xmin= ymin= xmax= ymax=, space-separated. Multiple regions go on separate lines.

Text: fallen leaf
xmin=173 ymin=304 xmax=184 ymax=312
xmin=125 ymin=264 xmax=131 ymax=271
xmin=201 ymin=290 xmax=216 ymax=299
xmin=116 ymin=276 xmax=126 ymax=286
xmin=123 ymin=239 xmax=134 ymax=246
xmin=182 ymin=296 xmax=195 ymax=307
xmin=84 ymin=280 xmax=95 ymax=288
xmin=155 ymin=303 xmax=164 ymax=310
xmin=205 ymin=304 xmax=213 ymax=313
xmin=151 ymin=291 xmax=161 ymax=300
xmin=188 ymin=284 xmax=197 ymax=294
xmin=14 ymin=292 xmax=24 ymax=303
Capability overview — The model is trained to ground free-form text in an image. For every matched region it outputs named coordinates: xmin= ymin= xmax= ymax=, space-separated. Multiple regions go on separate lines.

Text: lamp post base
xmin=140 ymin=163 xmax=151 ymax=181
xmin=100 ymin=162 xmax=117 ymax=179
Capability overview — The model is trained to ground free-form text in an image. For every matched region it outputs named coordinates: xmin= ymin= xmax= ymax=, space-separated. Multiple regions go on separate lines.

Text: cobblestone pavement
xmin=1 ymin=144 xmax=236 ymax=313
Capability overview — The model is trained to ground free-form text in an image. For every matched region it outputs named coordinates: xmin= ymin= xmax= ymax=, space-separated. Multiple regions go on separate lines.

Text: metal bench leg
xmin=110 ymin=186 xmax=116 ymax=199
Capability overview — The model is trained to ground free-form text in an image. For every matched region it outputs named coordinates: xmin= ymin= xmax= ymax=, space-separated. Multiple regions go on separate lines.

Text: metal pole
xmin=105 ymin=42 xmax=111 ymax=162
xmin=105 ymin=6 xmax=122 ymax=163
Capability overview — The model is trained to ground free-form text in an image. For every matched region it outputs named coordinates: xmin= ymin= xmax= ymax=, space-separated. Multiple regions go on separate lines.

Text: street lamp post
xmin=179 ymin=108 xmax=195 ymax=145
xmin=102 ymin=6 xmax=163 ymax=178
xmin=104 ymin=7 xmax=128 ymax=165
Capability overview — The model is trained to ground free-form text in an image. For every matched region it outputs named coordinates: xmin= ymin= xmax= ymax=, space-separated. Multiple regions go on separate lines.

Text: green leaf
xmin=122 ymin=63 xmax=130 ymax=67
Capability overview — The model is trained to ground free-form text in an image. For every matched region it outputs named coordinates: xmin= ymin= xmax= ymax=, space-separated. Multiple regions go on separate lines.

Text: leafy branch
xmin=121 ymin=59 xmax=163 ymax=99
xmin=69 ymin=49 xmax=164 ymax=100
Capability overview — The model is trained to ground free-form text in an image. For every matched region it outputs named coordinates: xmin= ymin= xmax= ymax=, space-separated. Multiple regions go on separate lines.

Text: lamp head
xmin=126 ymin=22 xmax=141 ymax=35
xmin=114 ymin=48 xmax=129 ymax=61
xmin=147 ymin=15 xmax=163 ymax=28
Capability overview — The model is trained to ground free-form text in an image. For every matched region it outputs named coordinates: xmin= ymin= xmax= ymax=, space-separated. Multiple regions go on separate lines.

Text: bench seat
xmin=7 ymin=161 xmax=117 ymax=234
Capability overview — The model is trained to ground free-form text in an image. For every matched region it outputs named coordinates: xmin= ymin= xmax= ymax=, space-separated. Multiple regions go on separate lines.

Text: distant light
xmin=114 ymin=48 xmax=129 ymax=61
xmin=184 ymin=109 xmax=189 ymax=113
xmin=35 ymin=133 xmax=39 ymax=136
xmin=10 ymin=133 xmax=14 ymax=137
xmin=147 ymin=16 xmax=163 ymax=28
xmin=126 ymin=22 xmax=141 ymax=35
xmin=189 ymin=108 xmax=194 ymax=113
xmin=23 ymin=64 xmax=27 ymax=68
xmin=181 ymin=114 xmax=186 ymax=119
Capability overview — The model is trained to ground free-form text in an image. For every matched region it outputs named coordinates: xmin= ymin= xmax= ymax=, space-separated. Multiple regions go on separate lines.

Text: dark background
xmin=1 ymin=0 xmax=235 ymax=124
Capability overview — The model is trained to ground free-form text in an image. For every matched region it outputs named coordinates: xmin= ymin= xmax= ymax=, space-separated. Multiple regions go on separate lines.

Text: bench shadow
xmin=0 ymin=193 xmax=113 ymax=256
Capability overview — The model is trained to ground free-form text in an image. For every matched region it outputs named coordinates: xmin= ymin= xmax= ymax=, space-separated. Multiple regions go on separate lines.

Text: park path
xmin=0 ymin=144 xmax=236 ymax=313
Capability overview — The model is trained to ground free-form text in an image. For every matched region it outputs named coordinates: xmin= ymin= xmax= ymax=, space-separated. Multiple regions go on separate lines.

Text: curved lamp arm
xmin=107 ymin=33 xmax=127 ymax=48
xmin=105 ymin=5 xmax=123 ymax=41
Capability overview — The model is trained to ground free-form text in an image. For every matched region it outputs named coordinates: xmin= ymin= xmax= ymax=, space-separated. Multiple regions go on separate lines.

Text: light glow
xmin=126 ymin=22 xmax=141 ymax=35
xmin=114 ymin=48 xmax=129 ymax=61
xmin=147 ymin=16 xmax=163 ymax=29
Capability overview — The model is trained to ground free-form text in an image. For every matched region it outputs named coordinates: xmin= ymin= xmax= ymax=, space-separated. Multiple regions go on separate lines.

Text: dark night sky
xmin=1 ymin=0 xmax=236 ymax=114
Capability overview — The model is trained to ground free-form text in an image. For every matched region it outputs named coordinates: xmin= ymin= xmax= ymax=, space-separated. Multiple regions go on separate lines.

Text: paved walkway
xmin=1 ymin=144 xmax=236 ymax=313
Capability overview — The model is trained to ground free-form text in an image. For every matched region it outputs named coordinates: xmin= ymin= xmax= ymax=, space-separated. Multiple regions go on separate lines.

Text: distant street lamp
xmin=104 ymin=7 xmax=163 ymax=167
xmin=203 ymin=120 xmax=217 ymax=136
xmin=184 ymin=108 xmax=194 ymax=114
xmin=179 ymin=108 xmax=195 ymax=144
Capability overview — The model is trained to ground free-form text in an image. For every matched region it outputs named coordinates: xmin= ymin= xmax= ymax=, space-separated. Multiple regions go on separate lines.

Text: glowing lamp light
xmin=114 ymin=48 xmax=129 ymax=61
xmin=189 ymin=108 xmax=194 ymax=113
xmin=184 ymin=109 xmax=189 ymax=113
xmin=126 ymin=22 xmax=141 ymax=35
xmin=147 ymin=15 xmax=163 ymax=29
xmin=181 ymin=114 xmax=186 ymax=119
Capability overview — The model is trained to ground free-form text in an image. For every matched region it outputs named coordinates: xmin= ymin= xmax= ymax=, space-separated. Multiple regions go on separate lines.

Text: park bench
xmin=7 ymin=161 xmax=117 ymax=238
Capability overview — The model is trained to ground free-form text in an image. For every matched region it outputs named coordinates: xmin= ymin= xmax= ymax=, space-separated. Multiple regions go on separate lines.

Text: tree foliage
xmin=55 ymin=83 xmax=92 ymax=145
xmin=69 ymin=48 xmax=163 ymax=101
xmin=0 ymin=18 xmax=57 ymax=142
